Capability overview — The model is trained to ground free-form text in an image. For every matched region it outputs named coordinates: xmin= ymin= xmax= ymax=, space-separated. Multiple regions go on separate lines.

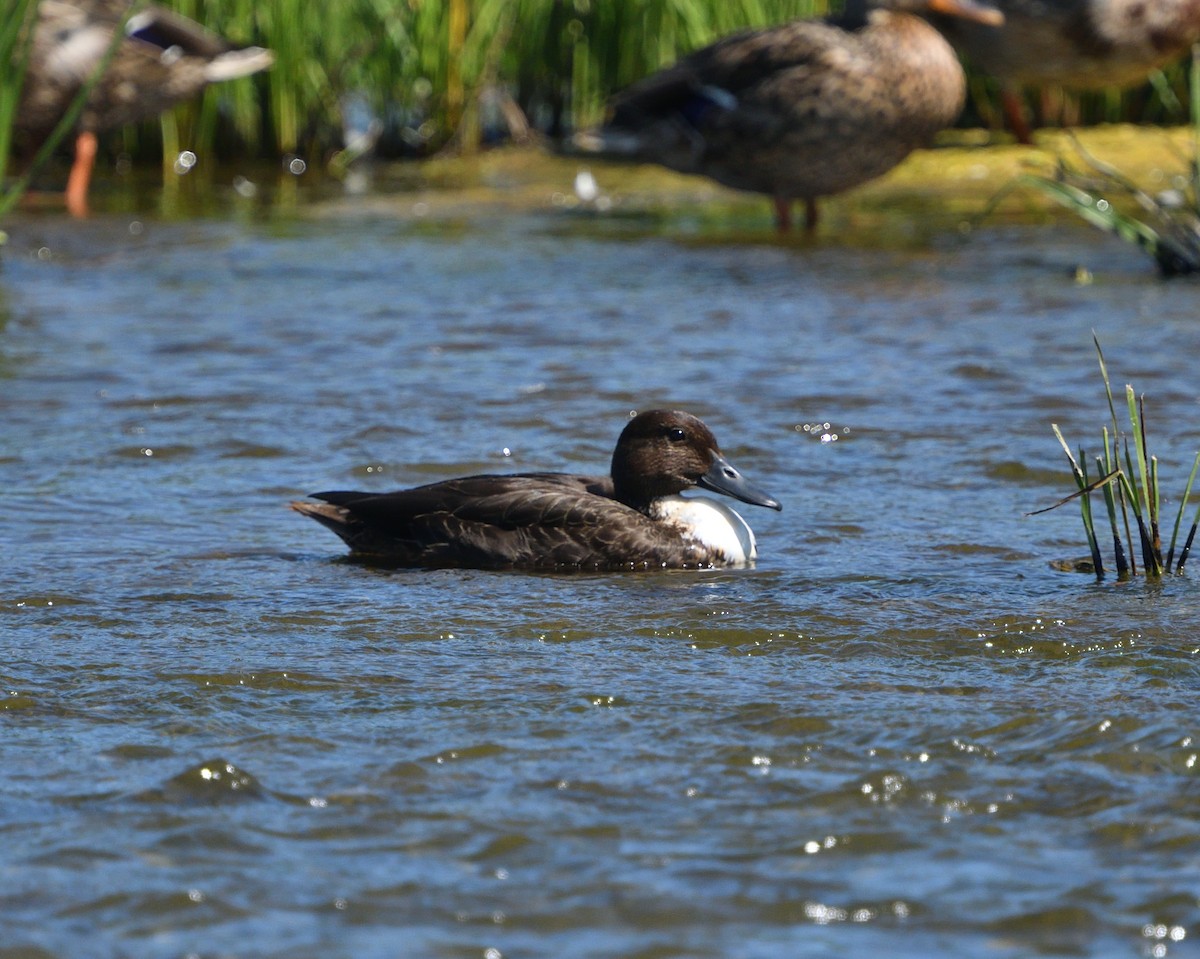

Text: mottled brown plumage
xmin=290 ymin=410 xmax=782 ymax=571
xmin=571 ymin=0 xmax=1003 ymax=231
xmin=937 ymin=0 xmax=1200 ymax=88
xmin=932 ymin=0 xmax=1200 ymax=141
xmin=15 ymin=0 xmax=273 ymax=215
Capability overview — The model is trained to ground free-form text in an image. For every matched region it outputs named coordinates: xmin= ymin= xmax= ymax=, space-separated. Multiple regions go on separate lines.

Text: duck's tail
xmin=566 ymin=128 xmax=645 ymax=159
xmin=204 ymin=47 xmax=275 ymax=83
xmin=124 ymin=8 xmax=275 ymax=80
xmin=289 ymin=500 xmax=356 ymax=543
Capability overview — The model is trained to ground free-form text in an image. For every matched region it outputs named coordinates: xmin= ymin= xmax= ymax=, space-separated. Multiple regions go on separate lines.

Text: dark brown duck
xmin=570 ymin=0 xmax=1003 ymax=231
xmin=290 ymin=410 xmax=782 ymax=571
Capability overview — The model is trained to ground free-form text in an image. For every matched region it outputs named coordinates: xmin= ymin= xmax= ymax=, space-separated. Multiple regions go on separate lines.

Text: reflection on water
xmin=1 ymin=182 xmax=1198 ymax=959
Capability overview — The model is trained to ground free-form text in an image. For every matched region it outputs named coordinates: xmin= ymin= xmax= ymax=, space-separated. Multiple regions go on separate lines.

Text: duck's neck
xmin=833 ymin=0 xmax=874 ymax=27
xmin=610 ymin=466 xmax=672 ymax=516
xmin=615 ymin=488 xmax=655 ymax=515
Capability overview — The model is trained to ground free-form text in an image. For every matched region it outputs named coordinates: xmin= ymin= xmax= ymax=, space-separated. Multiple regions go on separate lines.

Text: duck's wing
xmin=21 ymin=1 xmax=272 ymax=139
xmin=579 ymin=17 xmax=871 ymax=170
xmin=291 ymin=473 xmax=685 ymax=569
xmin=122 ymin=5 xmax=233 ymax=59
xmin=607 ymin=19 xmax=857 ymax=130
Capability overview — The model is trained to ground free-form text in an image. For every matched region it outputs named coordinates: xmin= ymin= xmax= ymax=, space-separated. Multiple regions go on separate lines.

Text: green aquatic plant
xmin=991 ymin=46 xmax=1200 ymax=277
xmin=9 ymin=1 xmax=1196 ymax=178
xmin=0 ymin=0 xmax=38 ymax=227
xmin=148 ymin=1 xmax=1200 ymax=162
xmin=161 ymin=0 xmax=828 ymax=157
xmin=1035 ymin=337 xmax=1200 ymax=580
xmin=90 ymin=0 xmax=831 ymax=162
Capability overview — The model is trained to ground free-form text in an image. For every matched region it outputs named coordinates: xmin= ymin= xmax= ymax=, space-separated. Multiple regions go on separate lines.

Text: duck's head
xmin=881 ymin=0 xmax=1004 ymax=26
xmin=611 ymin=410 xmax=782 ymax=514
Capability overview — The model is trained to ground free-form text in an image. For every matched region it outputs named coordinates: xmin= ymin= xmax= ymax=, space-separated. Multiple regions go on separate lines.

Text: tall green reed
xmin=120 ymin=0 xmax=827 ymax=161
xmin=1035 ymin=337 xmax=1200 ymax=580
xmin=7 ymin=1 xmax=1197 ymax=178
xmin=0 ymin=0 xmax=38 ymax=222
xmin=147 ymin=1 xmax=1200 ymax=164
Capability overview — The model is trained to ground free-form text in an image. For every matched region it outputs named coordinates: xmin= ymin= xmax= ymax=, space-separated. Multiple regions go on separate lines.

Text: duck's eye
xmin=666 ymin=427 xmax=687 ymax=443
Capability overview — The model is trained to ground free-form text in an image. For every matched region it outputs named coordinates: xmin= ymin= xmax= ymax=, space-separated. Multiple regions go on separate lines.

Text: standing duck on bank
xmin=14 ymin=0 xmax=274 ymax=217
xmin=291 ymin=410 xmax=782 ymax=571
xmin=570 ymin=0 xmax=1003 ymax=232
xmin=931 ymin=0 xmax=1200 ymax=143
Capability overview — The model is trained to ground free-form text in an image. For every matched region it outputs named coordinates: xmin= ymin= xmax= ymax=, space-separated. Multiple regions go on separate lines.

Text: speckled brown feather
xmin=291 ymin=475 xmax=722 ymax=570
xmin=15 ymin=0 xmax=272 ymax=145
xmin=581 ymin=4 xmax=971 ymax=208
xmin=932 ymin=0 xmax=1200 ymax=88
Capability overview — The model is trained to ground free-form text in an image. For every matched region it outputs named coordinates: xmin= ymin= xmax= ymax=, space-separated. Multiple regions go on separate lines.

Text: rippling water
xmin=2 ymin=182 xmax=1199 ymax=958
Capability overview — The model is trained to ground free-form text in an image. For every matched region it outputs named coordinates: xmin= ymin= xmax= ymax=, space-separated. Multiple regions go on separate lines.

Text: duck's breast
xmin=651 ymin=495 xmax=758 ymax=566
xmin=43 ymin=17 xmax=111 ymax=84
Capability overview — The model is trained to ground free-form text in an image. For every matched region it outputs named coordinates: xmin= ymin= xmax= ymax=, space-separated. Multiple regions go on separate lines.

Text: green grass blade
xmin=1193 ymin=43 xmax=1200 ymax=203
xmin=0 ymin=0 xmax=38 ymax=192
xmin=1166 ymin=451 xmax=1200 ymax=572
xmin=1129 ymin=391 xmax=1163 ymax=572
xmin=1126 ymin=389 xmax=1153 ymax=517
xmin=1099 ymin=419 xmax=1134 ymax=575
xmin=1178 ymin=523 xmax=1199 ymax=572
xmin=1179 ymin=489 xmax=1200 ymax=571
xmin=1094 ymin=335 xmax=1122 ymax=442
xmin=1097 ymin=455 xmax=1129 ymax=578
xmin=1045 ymin=425 xmax=1104 ymax=576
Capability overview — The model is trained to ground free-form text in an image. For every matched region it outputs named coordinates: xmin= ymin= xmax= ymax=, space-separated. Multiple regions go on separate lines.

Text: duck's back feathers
xmin=934 ymin=0 xmax=1200 ymax=89
xmin=574 ymin=9 xmax=968 ymax=208
xmin=291 ymin=473 xmax=725 ymax=570
xmin=17 ymin=0 xmax=273 ymax=142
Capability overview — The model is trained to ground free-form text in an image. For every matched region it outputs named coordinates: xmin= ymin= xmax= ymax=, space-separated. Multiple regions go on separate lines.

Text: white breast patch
xmin=651 ymin=495 xmax=758 ymax=566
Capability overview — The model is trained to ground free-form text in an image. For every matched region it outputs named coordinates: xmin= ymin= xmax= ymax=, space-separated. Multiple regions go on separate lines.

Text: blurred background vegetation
xmin=146 ymin=0 xmax=838 ymax=161
xmin=3 ymin=0 xmax=1198 ymax=172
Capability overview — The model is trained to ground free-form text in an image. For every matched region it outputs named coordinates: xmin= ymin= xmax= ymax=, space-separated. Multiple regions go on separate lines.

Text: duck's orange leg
xmin=65 ymin=130 xmax=98 ymax=218
xmin=772 ymin=194 xmax=820 ymax=234
xmin=804 ymin=198 xmax=819 ymax=233
xmin=774 ymin=197 xmax=818 ymax=234
xmin=773 ymin=196 xmax=792 ymax=233
xmin=1001 ymin=89 xmax=1034 ymax=145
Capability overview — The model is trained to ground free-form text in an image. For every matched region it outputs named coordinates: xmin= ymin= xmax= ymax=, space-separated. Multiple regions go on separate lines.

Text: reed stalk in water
xmin=1035 ymin=337 xmax=1200 ymax=580
xmin=0 ymin=0 xmax=38 ymax=222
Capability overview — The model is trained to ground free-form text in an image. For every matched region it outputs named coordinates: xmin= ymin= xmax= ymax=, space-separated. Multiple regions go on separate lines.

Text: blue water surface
xmin=1 ymin=186 xmax=1198 ymax=959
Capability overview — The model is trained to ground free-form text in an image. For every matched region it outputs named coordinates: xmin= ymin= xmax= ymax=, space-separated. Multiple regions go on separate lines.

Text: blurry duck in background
xmin=570 ymin=0 xmax=1003 ymax=233
xmin=932 ymin=0 xmax=1200 ymax=143
xmin=15 ymin=0 xmax=273 ymax=216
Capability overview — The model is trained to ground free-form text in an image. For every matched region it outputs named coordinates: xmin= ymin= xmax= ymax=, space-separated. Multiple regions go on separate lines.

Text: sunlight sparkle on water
xmin=1144 ymin=924 xmax=1187 ymax=958
xmin=797 ymin=422 xmax=848 ymax=443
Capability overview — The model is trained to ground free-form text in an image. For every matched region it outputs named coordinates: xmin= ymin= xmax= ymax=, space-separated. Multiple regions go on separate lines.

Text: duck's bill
xmin=698 ymin=453 xmax=782 ymax=511
xmin=926 ymin=0 xmax=1004 ymax=27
